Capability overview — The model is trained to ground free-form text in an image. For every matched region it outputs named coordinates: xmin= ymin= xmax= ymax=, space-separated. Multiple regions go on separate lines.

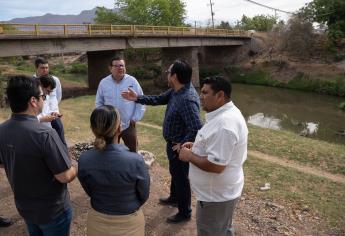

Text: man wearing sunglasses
xmin=0 ymin=75 xmax=77 ymax=236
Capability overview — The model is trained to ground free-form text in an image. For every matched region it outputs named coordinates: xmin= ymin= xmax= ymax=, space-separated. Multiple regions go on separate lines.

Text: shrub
xmin=339 ymin=102 xmax=345 ymax=111
xmin=68 ymin=62 xmax=87 ymax=74
xmin=199 ymin=67 xmax=223 ymax=78
xmin=50 ymin=63 xmax=66 ymax=74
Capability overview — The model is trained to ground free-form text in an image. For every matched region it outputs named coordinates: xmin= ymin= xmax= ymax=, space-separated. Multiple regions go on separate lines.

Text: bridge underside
xmin=0 ymin=36 xmax=251 ymax=89
xmin=87 ymin=44 xmax=250 ymax=90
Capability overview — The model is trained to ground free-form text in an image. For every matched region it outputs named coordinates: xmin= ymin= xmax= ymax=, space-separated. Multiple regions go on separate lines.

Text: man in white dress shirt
xmin=34 ymin=57 xmax=66 ymax=146
xmin=179 ymin=76 xmax=248 ymax=236
xmin=95 ymin=56 xmax=145 ymax=152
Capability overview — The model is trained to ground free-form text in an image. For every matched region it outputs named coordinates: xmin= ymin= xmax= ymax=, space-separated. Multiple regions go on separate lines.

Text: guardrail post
xmin=63 ymin=24 xmax=67 ymax=36
xmin=131 ymin=25 xmax=135 ymax=36
xmin=34 ymin=24 xmax=39 ymax=36
xmin=88 ymin=24 xmax=92 ymax=36
xmin=167 ymin=26 xmax=170 ymax=35
xmin=110 ymin=25 xmax=113 ymax=35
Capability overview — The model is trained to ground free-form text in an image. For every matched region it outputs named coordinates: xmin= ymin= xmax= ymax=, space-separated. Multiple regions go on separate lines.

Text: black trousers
xmin=51 ymin=118 xmax=67 ymax=146
xmin=167 ymin=142 xmax=192 ymax=217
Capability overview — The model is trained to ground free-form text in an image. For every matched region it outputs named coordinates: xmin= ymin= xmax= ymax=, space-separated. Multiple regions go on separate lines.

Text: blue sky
xmin=0 ymin=0 xmax=312 ymax=25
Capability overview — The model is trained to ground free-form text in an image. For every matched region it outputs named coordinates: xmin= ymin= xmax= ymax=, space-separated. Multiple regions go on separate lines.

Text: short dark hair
xmin=170 ymin=59 xmax=192 ymax=84
xmin=201 ymin=76 xmax=232 ymax=99
xmin=39 ymin=75 xmax=56 ymax=89
xmin=6 ymin=75 xmax=41 ymax=113
xmin=35 ymin=57 xmax=48 ymax=68
xmin=109 ymin=56 xmax=124 ymax=66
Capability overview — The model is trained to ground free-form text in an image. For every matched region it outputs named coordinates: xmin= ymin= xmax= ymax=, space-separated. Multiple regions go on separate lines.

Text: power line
xmin=244 ymin=0 xmax=296 ymax=16
xmin=207 ymin=0 xmax=215 ymax=28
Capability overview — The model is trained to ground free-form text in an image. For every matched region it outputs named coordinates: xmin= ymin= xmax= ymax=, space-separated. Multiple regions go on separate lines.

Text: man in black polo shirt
xmin=0 ymin=75 xmax=77 ymax=236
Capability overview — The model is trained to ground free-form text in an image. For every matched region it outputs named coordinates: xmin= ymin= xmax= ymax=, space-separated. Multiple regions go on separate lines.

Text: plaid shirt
xmin=137 ymin=83 xmax=202 ymax=144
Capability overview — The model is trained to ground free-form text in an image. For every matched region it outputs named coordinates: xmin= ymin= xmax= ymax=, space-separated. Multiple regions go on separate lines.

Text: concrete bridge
xmin=0 ymin=24 xmax=252 ymax=88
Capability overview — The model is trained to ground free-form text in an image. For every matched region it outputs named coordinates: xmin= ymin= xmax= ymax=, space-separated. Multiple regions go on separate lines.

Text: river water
xmin=231 ymin=84 xmax=345 ymax=145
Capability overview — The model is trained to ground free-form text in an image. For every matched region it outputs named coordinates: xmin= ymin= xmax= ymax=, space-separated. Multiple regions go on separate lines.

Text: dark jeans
xmin=25 ymin=208 xmax=72 ymax=236
xmin=51 ymin=118 xmax=67 ymax=146
xmin=167 ymin=142 xmax=191 ymax=217
xmin=119 ymin=123 xmax=138 ymax=152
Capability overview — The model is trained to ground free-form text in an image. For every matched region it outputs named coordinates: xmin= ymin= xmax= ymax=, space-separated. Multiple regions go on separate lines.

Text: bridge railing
xmin=0 ymin=23 xmax=249 ymax=38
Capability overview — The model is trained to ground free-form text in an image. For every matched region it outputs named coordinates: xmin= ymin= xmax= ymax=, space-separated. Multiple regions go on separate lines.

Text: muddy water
xmin=231 ymin=84 xmax=345 ymax=145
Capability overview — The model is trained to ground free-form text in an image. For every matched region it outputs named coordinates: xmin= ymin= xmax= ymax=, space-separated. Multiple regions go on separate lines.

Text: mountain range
xmin=6 ymin=8 xmax=98 ymax=24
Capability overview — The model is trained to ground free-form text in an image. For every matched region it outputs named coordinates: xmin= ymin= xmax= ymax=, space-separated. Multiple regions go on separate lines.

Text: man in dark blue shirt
xmin=122 ymin=59 xmax=203 ymax=223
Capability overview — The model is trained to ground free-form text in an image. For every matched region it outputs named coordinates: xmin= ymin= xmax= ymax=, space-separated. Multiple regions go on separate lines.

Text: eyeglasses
xmin=37 ymin=94 xmax=46 ymax=101
xmin=111 ymin=64 xmax=125 ymax=68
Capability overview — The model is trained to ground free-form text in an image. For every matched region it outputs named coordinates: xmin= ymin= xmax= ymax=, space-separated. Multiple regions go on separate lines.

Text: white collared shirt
xmin=190 ymin=101 xmax=248 ymax=202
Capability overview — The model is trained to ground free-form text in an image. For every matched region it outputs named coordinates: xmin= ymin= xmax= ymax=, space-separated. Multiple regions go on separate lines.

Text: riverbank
xmin=0 ymin=95 xmax=344 ymax=234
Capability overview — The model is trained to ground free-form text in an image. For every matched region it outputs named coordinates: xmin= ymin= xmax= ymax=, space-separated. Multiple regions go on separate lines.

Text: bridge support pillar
xmin=160 ymin=47 xmax=200 ymax=88
xmin=198 ymin=43 xmax=251 ymax=75
xmin=87 ymin=50 xmax=124 ymax=90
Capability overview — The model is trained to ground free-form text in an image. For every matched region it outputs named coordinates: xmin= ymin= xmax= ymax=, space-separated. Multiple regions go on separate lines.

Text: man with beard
xmin=0 ymin=75 xmax=77 ymax=235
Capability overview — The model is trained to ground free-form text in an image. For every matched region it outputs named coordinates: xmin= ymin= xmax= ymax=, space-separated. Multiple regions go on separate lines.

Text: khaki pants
xmin=87 ymin=208 xmax=145 ymax=236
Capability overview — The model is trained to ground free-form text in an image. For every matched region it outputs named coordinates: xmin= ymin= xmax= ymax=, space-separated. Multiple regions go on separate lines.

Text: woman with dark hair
xmin=78 ymin=105 xmax=150 ymax=236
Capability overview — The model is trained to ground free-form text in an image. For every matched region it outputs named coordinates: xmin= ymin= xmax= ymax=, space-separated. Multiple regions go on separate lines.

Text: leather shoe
xmin=0 ymin=217 xmax=13 ymax=227
xmin=159 ymin=197 xmax=177 ymax=207
xmin=166 ymin=213 xmax=191 ymax=224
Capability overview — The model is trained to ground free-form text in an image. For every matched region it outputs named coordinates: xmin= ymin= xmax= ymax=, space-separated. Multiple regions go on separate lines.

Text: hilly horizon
xmin=5 ymin=8 xmax=99 ymax=24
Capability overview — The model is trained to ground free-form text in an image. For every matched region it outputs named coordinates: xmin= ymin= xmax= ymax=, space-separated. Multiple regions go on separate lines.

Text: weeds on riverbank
xmin=224 ymin=65 xmax=345 ymax=97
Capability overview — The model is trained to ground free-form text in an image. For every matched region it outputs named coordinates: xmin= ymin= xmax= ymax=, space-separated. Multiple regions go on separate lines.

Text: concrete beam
xmin=0 ymin=37 xmax=247 ymax=57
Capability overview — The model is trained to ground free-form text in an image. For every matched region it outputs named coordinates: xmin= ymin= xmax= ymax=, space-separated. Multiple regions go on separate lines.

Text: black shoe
xmin=166 ymin=213 xmax=191 ymax=224
xmin=0 ymin=217 xmax=13 ymax=227
xmin=159 ymin=197 xmax=178 ymax=207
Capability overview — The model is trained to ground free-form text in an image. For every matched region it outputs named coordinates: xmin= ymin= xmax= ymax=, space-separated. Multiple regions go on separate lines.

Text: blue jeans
xmin=25 ymin=208 xmax=72 ymax=236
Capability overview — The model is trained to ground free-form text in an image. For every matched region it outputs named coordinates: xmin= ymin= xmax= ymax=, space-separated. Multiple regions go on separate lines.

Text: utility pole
xmin=208 ymin=0 xmax=215 ymax=28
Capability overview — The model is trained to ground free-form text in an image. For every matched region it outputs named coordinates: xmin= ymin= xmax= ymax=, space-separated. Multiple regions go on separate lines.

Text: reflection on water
xmin=248 ymin=113 xmax=281 ymax=130
xmin=232 ymin=84 xmax=345 ymax=145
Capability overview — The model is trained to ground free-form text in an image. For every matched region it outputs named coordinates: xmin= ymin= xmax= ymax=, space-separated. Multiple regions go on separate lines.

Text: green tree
xmin=301 ymin=0 xmax=345 ymax=43
xmin=216 ymin=21 xmax=232 ymax=29
xmin=237 ymin=14 xmax=278 ymax=31
xmin=95 ymin=0 xmax=186 ymax=26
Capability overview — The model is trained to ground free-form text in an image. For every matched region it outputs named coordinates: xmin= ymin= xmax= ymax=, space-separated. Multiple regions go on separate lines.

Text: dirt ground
xmin=0 ymin=144 xmax=339 ymax=236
